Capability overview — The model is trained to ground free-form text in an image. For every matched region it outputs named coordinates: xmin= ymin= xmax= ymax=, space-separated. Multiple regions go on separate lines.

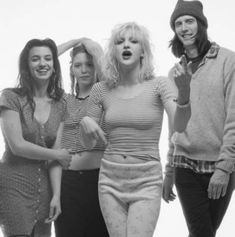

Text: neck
xmin=119 ymin=64 xmax=141 ymax=86
xmin=78 ymin=84 xmax=93 ymax=98
xmin=33 ymin=81 xmax=50 ymax=98
xmin=185 ymin=45 xmax=199 ymax=58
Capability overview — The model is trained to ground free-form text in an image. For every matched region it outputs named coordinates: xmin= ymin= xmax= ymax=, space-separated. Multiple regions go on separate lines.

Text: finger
xmin=45 ymin=206 xmax=54 ymax=223
xmin=175 ymin=63 xmax=184 ymax=74
xmin=97 ymin=129 xmax=107 ymax=144
xmin=49 ymin=206 xmax=54 ymax=219
xmin=222 ymin=184 xmax=228 ymax=197
xmin=207 ymin=183 xmax=212 ymax=199
xmin=180 ymin=55 xmax=187 ymax=70
xmin=215 ymin=186 xmax=222 ymax=199
xmin=49 ymin=209 xmax=61 ymax=222
xmin=187 ymin=61 xmax=192 ymax=75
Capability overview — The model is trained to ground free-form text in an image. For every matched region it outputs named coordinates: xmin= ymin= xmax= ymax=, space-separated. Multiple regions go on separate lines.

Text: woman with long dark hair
xmin=0 ymin=38 xmax=71 ymax=237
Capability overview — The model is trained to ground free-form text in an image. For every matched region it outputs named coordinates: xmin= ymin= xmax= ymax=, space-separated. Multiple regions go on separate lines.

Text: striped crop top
xmin=61 ymin=93 xmax=105 ymax=153
xmin=87 ymin=77 xmax=176 ymax=161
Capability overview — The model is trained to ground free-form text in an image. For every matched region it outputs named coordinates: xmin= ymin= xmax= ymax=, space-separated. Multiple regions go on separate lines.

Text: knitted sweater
xmin=171 ymin=43 xmax=235 ymax=173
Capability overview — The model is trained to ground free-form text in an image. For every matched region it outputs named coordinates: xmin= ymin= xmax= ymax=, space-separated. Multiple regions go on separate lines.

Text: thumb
xmin=97 ymin=128 xmax=107 ymax=145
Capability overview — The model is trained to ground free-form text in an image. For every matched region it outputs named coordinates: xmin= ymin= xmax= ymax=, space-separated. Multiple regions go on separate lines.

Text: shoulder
xmin=210 ymin=43 xmax=235 ymax=62
xmin=1 ymin=88 xmax=19 ymax=99
xmin=91 ymin=81 xmax=109 ymax=94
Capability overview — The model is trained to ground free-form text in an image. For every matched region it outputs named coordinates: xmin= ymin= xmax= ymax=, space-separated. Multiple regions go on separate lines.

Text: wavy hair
xmin=104 ymin=22 xmax=155 ymax=88
xmin=13 ymin=38 xmax=64 ymax=114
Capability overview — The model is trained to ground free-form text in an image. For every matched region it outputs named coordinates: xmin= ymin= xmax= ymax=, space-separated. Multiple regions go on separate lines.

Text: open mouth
xmin=122 ymin=50 xmax=132 ymax=59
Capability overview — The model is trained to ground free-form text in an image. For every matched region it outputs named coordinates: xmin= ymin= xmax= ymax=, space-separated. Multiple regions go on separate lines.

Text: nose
xmin=123 ymin=40 xmax=130 ymax=48
xmin=181 ymin=22 xmax=188 ymax=32
xmin=81 ymin=64 xmax=88 ymax=73
xmin=39 ymin=58 xmax=47 ymax=66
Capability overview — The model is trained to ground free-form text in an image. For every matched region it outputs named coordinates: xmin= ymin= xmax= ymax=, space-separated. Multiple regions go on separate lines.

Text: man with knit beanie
xmin=163 ymin=0 xmax=235 ymax=237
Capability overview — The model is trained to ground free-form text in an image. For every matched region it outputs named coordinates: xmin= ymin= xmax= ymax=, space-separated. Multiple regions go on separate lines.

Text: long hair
xmin=104 ymin=22 xmax=155 ymax=88
xmin=14 ymin=38 xmax=64 ymax=114
xmin=169 ymin=20 xmax=209 ymax=58
xmin=69 ymin=43 xmax=100 ymax=97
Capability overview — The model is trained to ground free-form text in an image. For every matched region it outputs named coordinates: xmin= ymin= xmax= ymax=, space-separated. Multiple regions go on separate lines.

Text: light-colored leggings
xmin=99 ymin=157 xmax=163 ymax=237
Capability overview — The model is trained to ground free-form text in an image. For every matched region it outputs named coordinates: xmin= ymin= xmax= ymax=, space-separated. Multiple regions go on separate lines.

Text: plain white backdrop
xmin=0 ymin=0 xmax=234 ymax=236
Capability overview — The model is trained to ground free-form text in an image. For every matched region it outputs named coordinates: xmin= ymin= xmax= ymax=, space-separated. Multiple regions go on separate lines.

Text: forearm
xmin=174 ymin=104 xmax=191 ymax=132
xmin=49 ymin=162 xmax=62 ymax=197
xmin=57 ymin=39 xmax=80 ymax=56
xmin=13 ymin=140 xmax=60 ymax=161
xmin=174 ymin=87 xmax=191 ymax=132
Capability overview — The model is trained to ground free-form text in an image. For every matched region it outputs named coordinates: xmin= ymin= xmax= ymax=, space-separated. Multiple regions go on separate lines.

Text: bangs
xmin=113 ymin=24 xmax=143 ymax=44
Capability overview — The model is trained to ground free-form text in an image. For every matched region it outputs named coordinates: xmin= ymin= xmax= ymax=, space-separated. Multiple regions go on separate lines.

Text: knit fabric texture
xmin=170 ymin=0 xmax=208 ymax=30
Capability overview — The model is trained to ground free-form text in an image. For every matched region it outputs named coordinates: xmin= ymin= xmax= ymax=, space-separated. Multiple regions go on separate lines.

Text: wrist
xmin=174 ymin=99 xmax=191 ymax=108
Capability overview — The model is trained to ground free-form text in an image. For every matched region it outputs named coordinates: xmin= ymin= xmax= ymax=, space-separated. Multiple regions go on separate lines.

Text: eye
xmin=175 ymin=21 xmax=182 ymax=28
xmin=115 ymin=38 xmax=124 ymax=45
xmin=74 ymin=63 xmax=81 ymax=68
xmin=131 ymin=39 xmax=138 ymax=44
xmin=31 ymin=56 xmax=39 ymax=62
xmin=45 ymin=56 xmax=52 ymax=61
xmin=87 ymin=63 xmax=94 ymax=67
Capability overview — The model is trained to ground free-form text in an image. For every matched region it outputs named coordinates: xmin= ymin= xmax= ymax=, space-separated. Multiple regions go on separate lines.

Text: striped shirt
xmin=61 ymin=93 xmax=105 ymax=153
xmin=86 ymin=77 xmax=176 ymax=161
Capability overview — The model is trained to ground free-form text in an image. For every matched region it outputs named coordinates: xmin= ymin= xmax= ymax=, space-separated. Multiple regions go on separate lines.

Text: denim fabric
xmin=175 ymin=167 xmax=234 ymax=237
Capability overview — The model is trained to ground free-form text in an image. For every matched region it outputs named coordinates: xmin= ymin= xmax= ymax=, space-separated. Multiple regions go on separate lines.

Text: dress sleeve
xmin=86 ymin=82 xmax=104 ymax=123
xmin=0 ymin=89 xmax=21 ymax=115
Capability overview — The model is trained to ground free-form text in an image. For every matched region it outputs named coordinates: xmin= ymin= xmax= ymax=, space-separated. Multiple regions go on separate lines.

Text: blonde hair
xmin=104 ymin=22 xmax=155 ymax=88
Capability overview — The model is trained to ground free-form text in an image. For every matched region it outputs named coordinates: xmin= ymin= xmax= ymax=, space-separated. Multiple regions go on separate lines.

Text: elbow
xmin=10 ymin=143 xmax=24 ymax=156
xmin=9 ymin=140 xmax=26 ymax=156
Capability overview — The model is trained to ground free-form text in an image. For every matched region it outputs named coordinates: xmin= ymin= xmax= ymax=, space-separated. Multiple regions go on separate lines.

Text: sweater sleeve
xmin=216 ymin=54 xmax=235 ymax=173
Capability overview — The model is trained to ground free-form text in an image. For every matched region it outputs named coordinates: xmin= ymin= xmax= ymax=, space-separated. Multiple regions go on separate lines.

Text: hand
xmin=80 ymin=116 xmax=107 ymax=145
xmin=162 ymin=175 xmax=176 ymax=203
xmin=57 ymin=149 xmax=72 ymax=169
xmin=45 ymin=195 xmax=61 ymax=223
xmin=207 ymin=169 xmax=230 ymax=199
xmin=174 ymin=55 xmax=192 ymax=98
xmin=79 ymin=38 xmax=103 ymax=58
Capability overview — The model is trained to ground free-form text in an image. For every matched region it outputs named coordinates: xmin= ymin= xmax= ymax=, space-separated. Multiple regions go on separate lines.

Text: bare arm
xmin=171 ymin=55 xmax=192 ymax=132
xmin=57 ymin=39 xmax=82 ymax=56
xmin=46 ymin=122 xmax=65 ymax=222
xmin=0 ymin=109 xmax=70 ymax=162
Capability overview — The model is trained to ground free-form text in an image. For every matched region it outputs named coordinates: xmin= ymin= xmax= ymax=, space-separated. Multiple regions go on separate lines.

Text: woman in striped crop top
xmin=80 ymin=22 xmax=192 ymax=237
xmin=54 ymin=38 xmax=108 ymax=237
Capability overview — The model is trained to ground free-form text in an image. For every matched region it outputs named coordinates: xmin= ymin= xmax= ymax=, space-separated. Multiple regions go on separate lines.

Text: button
xmin=123 ymin=155 xmax=127 ymax=159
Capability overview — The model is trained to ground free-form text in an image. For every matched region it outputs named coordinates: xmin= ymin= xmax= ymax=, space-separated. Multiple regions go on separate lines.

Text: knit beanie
xmin=170 ymin=0 xmax=208 ymax=30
